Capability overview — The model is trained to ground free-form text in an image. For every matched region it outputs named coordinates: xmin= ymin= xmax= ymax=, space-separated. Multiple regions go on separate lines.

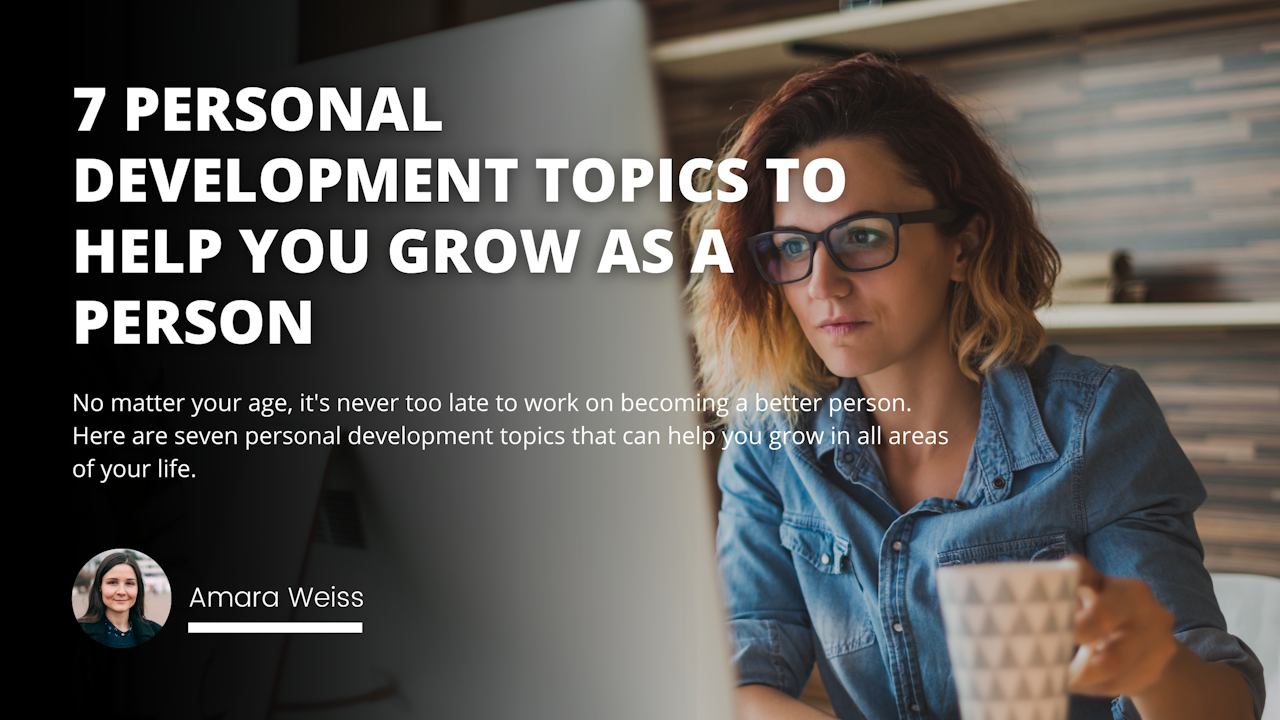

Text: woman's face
xmin=775 ymin=137 xmax=969 ymax=379
xmin=101 ymin=563 xmax=138 ymax=615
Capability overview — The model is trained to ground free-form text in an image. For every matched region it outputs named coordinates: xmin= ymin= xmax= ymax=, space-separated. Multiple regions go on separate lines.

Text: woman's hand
xmin=1066 ymin=555 xmax=1254 ymax=720
xmin=1068 ymin=553 xmax=1179 ymax=697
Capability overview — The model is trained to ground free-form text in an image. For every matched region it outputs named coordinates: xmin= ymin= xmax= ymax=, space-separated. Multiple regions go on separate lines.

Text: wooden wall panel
xmin=662 ymin=12 xmax=1280 ymax=258
xmin=916 ymin=14 xmax=1280 ymax=255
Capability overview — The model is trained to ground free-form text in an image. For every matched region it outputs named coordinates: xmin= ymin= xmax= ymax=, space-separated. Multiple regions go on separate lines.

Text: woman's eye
xmin=777 ymin=238 xmax=808 ymax=260
xmin=836 ymin=226 xmax=887 ymax=248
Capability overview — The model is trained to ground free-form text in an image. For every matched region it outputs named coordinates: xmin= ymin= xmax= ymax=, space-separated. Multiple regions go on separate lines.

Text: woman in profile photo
xmin=686 ymin=55 xmax=1264 ymax=720
xmin=78 ymin=552 xmax=162 ymax=648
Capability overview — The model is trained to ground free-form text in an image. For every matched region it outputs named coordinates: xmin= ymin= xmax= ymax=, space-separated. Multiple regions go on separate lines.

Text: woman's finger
xmin=1073 ymin=574 xmax=1149 ymax=645
xmin=1068 ymin=554 xmax=1113 ymax=643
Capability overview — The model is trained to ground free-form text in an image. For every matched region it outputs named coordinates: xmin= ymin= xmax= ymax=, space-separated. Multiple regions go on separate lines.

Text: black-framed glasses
xmin=749 ymin=209 xmax=958 ymax=284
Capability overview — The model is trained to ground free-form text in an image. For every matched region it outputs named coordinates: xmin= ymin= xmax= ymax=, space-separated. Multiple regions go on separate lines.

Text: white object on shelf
xmin=1037 ymin=302 xmax=1280 ymax=330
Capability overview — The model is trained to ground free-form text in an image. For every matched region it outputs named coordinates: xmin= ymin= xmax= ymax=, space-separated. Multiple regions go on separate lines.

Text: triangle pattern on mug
xmin=937 ymin=563 xmax=1079 ymax=720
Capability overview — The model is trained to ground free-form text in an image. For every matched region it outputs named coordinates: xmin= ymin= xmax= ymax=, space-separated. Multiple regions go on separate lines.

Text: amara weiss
xmin=190 ymin=586 xmax=364 ymax=608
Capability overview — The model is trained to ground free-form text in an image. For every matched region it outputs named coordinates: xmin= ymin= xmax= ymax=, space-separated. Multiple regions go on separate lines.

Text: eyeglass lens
xmin=754 ymin=216 xmax=896 ymax=283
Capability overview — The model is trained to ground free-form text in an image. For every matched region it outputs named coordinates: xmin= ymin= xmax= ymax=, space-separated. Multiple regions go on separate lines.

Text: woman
xmin=79 ymin=552 xmax=162 ymax=648
xmin=687 ymin=56 xmax=1263 ymax=720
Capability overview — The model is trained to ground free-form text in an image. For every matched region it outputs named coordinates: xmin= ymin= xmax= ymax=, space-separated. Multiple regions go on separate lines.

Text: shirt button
xmin=993 ymin=477 xmax=1006 ymax=489
xmin=893 ymin=621 xmax=903 ymax=632
xmin=820 ymin=553 xmax=831 ymax=565
xmin=892 ymin=541 xmax=902 ymax=552
xmin=954 ymin=500 xmax=968 ymax=509
xmin=910 ymin=704 xmax=920 ymax=712
xmin=842 ymin=452 xmax=853 ymax=462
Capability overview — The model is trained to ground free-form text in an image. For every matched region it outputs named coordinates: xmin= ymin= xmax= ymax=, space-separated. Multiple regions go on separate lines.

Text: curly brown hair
xmin=685 ymin=54 xmax=1059 ymax=415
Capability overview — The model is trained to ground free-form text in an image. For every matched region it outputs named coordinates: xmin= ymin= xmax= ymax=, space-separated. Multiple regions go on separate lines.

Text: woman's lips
xmin=818 ymin=316 xmax=868 ymax=335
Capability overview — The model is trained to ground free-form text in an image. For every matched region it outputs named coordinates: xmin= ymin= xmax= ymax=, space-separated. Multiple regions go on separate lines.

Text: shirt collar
xmin=970 ymin=362 xmax=1059 ymax=503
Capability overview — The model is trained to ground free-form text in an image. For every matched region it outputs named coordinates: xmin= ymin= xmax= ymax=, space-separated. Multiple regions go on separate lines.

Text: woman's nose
xmin=807 ymin=242 xmax=853 ymax=299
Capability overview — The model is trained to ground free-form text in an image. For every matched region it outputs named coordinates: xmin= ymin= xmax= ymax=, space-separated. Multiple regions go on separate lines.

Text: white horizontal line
xmin=187 ymin=622 xmax=362 ymax=634
xmin=1037 ymin=302 xmax=1280 ymax=330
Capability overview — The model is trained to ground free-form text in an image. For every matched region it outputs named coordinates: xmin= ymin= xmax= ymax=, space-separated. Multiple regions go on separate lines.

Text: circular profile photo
xmin=72 ymin=549 xmax=171 ymax=648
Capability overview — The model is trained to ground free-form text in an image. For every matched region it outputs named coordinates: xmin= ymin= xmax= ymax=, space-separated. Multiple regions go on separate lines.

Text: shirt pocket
xmin=780 ymin=516 xmax=876 ymax=658
xmin=936 ymin=532 xmax=1069 ymax=568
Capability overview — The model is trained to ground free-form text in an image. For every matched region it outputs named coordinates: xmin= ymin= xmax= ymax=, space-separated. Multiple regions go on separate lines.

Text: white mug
xmin=936 ymin=559 xmax=1081 ymax=720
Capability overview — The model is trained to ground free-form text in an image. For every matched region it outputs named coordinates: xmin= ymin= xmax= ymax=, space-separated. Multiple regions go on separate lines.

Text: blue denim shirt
xmin=716 ymin=346 xmax=1265 ymax=720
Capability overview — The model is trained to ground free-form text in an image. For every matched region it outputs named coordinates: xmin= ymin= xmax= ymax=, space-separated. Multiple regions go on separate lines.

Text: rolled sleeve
xmin=1108 ymin=626 xmax=1266 ymax=720
xmin=1081 ymin=367 xmax=1266 ymax=719
xmin=1178 ymin=628 xmax=1266 ymax=718
xmin=716 ymin=427 xmax=815 ymax=697
xmin=726 ymin=618 xmax=816 ymax=697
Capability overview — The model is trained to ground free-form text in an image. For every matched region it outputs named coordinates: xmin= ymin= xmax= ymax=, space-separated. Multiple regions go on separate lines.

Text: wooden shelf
xmin=1038 ymin=302 xmax=1280 ymax=331
xmin=652 ymin=0 xmax=1250 ymax=81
